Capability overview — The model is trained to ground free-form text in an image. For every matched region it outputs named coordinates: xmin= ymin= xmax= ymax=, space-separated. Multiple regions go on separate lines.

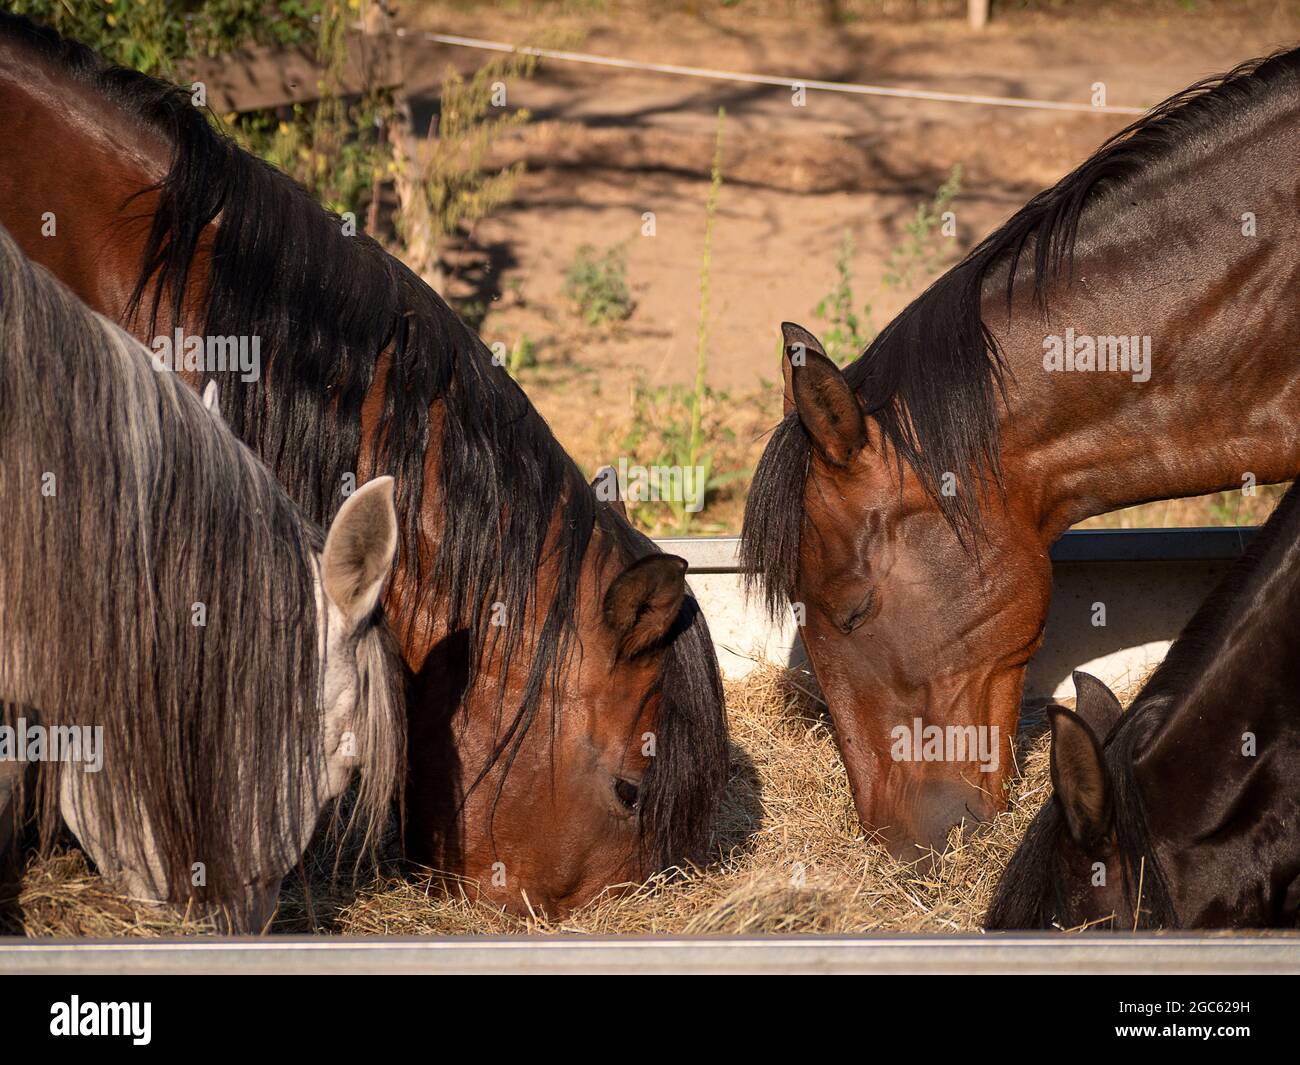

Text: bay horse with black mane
xmin=742 ymin=49 xmax=1300 ymax=859
xmin=987 ymin=479 xmax=1300 ymax=930
xmin=0 ymin=13 xmax=728 ymax=914
xmin=0 ymin=222 xmax=404 ymax=932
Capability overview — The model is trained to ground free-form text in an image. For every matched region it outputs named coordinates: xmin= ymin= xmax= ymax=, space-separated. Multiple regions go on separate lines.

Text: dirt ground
xmin=399 ymin=0 xmax=1300 ymax=532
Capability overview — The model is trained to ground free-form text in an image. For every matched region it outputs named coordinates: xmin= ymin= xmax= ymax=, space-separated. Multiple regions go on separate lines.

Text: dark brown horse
xmin=0 ymin=14 xmax=728 ymax=915
xmin=742 ymin=51 xmax=1300 ymax=859
xmin=986 ymin=480 xmax=1300 ymax=930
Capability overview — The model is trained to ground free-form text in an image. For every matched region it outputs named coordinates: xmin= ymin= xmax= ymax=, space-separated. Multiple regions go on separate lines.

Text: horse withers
xmin=987 ymin=482 xmax=1300 ymax=930
xmin=0 ymin=224 xmax=406 ymax=932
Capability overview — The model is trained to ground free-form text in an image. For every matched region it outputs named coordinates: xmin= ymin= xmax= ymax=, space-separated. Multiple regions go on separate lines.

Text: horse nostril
xmin=613 ymin=776 xmax=641 ymax=812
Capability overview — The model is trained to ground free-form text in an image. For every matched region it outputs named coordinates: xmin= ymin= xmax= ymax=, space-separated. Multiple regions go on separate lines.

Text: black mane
xmin=741 ymin=45 xmax=1300 ymax=614
xmin=0 ymin=12 xmax=727 ymax=869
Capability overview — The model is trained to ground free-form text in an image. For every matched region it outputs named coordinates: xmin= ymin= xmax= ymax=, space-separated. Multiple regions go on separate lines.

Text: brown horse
xmin=0 ymin=14 xmax=728 ymax=915
xmin=742 ymin=51 xmax=1300 ymax=859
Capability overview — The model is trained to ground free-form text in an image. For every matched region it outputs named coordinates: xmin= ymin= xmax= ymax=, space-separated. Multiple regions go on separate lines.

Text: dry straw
xmin=9 ymin=665 xmax=1065 ymax=937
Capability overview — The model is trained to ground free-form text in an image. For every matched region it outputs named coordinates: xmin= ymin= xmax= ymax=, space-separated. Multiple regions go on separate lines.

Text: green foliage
xmin=412 ymin=51 xmax=537 ymax=237
xmin=8 ymin=0 xmax=320 ymax=78
xmin=428 ymin=51 xmax=535 ymax=235
xmin=230 ymin=0 xmax=393 ymax=219
xmin=13 ymin=1 xmax=385 ymax=219
xmin=882 ymin=163 xmax=962 ymax=289
xmin=392 ymin=46 xmax=544 ymax=282
xmin=812 ymin=164 xmax=963 ymax=367
xmin=683 ymin=107 xmax=726 ymax=533
xmin=620 ymin=108 xmax=735 ymax=536
xmin=9 ymin=0 xmax=181 ymax=75
xmin=563 ymin=243 xmax=634 ymax=326
xmin=619 ymin=380 xmax=744 ymax=536
xmin=230 ymin=91 xmax=394 ymax=219
xmin=506 ymin=335 xmax=537 ymax=377
xmin=13 ymin=2 xmax=537 ymax=250
xmin=1205 ymin=483 xmax=1288 ymax=525
xmin=812 ymin=230 xmax=876 ymax=367
xmin=196 ymin=0 xmax=323 ymax=51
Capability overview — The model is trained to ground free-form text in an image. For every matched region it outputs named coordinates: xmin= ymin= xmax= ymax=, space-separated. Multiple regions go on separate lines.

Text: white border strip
xmin=403 ymin=29 xmax=1148 ymax=116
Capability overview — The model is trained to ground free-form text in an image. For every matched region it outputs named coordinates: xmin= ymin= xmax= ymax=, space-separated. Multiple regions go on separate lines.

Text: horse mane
xmin=0 ymin=221 xmax=403 ymax=924
xmin=0 ymin=13 xmax=728 ymax=865
xmin=742 ymin=45 xmax=1300 ymax=615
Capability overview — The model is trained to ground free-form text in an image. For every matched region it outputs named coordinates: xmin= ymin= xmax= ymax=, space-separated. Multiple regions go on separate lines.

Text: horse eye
xmin=838 ymin=589 xmax=876 ymax=635
xmin=613 ymin=776 xmax=641 ymax=812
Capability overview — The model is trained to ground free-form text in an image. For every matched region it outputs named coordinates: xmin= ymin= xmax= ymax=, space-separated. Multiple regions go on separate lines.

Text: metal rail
xmin=411 ymin=30 xmax=1149 ymax=116
xmin=655 ymin=527 xmax=1258 ymax=573
xmin=2 ymin=934 xmax=1297 ymax=975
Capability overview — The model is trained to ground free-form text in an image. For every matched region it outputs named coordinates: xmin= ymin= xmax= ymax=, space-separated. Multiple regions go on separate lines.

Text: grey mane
xmin=0 ymin=223 xmax=403 ymax=926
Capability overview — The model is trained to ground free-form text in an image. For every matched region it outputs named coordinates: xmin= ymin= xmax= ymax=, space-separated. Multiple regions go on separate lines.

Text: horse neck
xmin=0 ymin=40 xmax=172 ymax=316
xmin=989 ymin=116 xmax=1300 ymax=541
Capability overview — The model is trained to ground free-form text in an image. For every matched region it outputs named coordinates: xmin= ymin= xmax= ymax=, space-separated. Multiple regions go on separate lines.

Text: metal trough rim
xmin=2 ymin=932 xmax=1297 ymax=975
xmin=655 ymin=527 xmax=1258 ymax=573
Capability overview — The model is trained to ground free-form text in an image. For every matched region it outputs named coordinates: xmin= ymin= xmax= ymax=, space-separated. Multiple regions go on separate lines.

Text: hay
xmin=7 ymin=664 xmax=1063 ymax=937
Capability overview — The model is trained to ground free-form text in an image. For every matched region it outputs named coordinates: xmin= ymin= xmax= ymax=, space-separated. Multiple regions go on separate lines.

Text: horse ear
xmin=202 ymin=380 xmax=221 ymax=420
xmin=1072 ymin=670 xmax=1123 ymax=737
xmin=603 ymin=555 xmax=687 ymax=658
xmin=781 ymin=321 xmax=866 ymax=466
xmin=322 ymin=476 xmax=398 ymax=630
xmin=1048 ymin=703 xmax=1112 ymax=850
xmin=591 ymin=464 xmax=628 ymax=520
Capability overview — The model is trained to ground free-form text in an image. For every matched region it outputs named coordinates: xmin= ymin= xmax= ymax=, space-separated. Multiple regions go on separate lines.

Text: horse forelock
xmin=986 ymin=708 xmax=1176 ymax=931
xmin=641 ymin=594 xmax=729 ymax=868
xmin=325 ymin=617 xmax=407 ymax=876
